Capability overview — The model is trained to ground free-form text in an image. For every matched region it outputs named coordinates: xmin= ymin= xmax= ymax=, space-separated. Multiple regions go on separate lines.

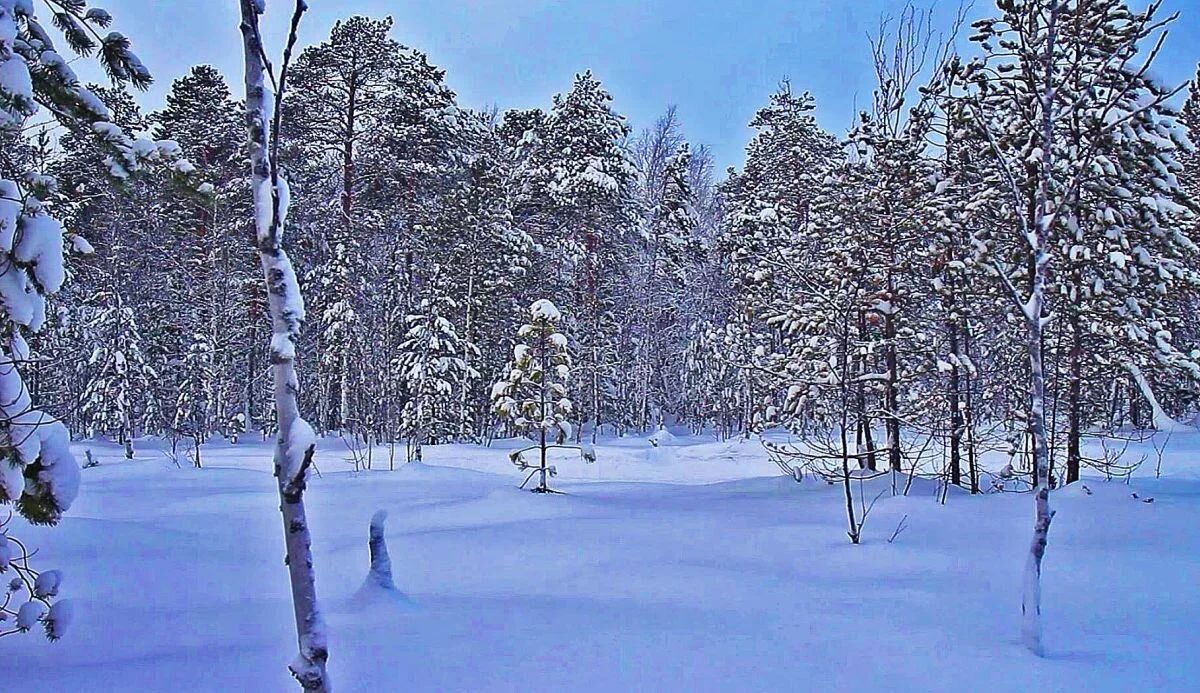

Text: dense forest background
xmin=12 ymin=5 xmax=1200 ymax=494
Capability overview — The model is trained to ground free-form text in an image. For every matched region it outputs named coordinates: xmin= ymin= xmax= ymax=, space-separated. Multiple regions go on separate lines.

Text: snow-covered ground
xmin=8 ymin=430 xmax=1200 ymax=691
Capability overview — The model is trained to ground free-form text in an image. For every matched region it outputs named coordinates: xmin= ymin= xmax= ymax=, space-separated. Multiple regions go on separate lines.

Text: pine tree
xmin=492 ymin=299 xmax=580 ymax=492
xmin=153 ymin=65 xmax=256 ymax=438
xmin=534 ymin=72 xmax=636 ymax=439
xmin=1182 ymin=63 xmax=1200 ymax=236
xmin=0 ymin=0 xmax=183 ymax=643
xmin=718 ymin=84 xmax=841 ymax=436
xmin=437 ymin=111 xmax=532 ymax=440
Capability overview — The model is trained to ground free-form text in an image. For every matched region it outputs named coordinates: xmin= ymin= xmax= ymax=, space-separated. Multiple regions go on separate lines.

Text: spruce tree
xmin=79 ymin=282 xmax=156 ymax=457
xmin=397 ymin=293 xmax=478 ymax=462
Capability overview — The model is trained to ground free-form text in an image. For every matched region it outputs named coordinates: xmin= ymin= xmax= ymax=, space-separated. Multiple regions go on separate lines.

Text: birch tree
xmin=238 ymin=1 xmax=329 ymax=689
xmin=961 ymin=0 xmax=1188 ymax=655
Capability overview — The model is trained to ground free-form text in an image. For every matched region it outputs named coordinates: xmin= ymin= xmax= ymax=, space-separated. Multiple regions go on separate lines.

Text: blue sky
xmin=81 ymin=1 xmax=1200 ymax=169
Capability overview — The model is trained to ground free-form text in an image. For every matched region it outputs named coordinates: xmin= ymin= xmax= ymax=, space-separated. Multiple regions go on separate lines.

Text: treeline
xmin=21 ymin=5 xmax=1200 ymax=490
xmin=30 ymin=15 xmax=724 ymax=464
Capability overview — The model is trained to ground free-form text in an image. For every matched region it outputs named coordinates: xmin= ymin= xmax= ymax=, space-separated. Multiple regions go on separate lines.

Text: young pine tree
xmin=491 ymin=300 xmax=579 ymax=493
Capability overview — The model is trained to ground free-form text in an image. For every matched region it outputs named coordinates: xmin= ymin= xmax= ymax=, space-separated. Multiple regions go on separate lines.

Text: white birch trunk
xmin=239 ymin=2 xmax=330 ymax=689
xmin=1020 ymin=3 xmax=1059 ymax=657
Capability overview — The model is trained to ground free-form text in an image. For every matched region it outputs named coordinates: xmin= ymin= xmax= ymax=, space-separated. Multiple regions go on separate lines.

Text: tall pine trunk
xmin=1065 ymin=311 xmax=1083 ymax=485
xmin=239 ymin=2 xmax=330 ymax=689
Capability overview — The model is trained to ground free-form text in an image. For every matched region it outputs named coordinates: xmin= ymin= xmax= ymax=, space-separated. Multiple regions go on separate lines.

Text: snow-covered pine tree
xmin=922 ymin=66 xmax=992 ymax=493
xmin=492 ymin=299 xmax=581 ymax=493
xmin=531 ymin=72 xmax=636 ymax=441
xmin=152 ymin=65 xmax=256 ymax=441
xmin=1052 ymin=28 xmax=1198 ymax=480
xmin=718 ymin=84 xmax=841 ymax=436
xmin=437 ymin=110 xmax=532 ymax=441
xmin=1184 ymin=63 xmax=1200 ymax=205
xmin=842 ymin=10 xmax=950 ymax=475
xmin=0 ymin=0 xmax=191 ymax=642
xmin=286 ymin=16 xmax=403 ymax=434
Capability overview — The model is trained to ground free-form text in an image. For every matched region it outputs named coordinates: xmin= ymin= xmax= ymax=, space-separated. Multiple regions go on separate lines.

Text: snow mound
xmin=648 ymin=429 xmax=679 ymax=447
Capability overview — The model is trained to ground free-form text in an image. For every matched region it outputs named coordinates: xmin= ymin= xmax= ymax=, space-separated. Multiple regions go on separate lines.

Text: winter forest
xmin=5 ymin=0 xmax=1200 ymax=690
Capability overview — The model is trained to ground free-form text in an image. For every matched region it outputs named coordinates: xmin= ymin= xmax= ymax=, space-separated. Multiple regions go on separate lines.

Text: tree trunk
xmin=839 ymin=312 xmax=859 ymax=545
xmin=366 ymin=510 xmax=395 ymax=590
xmin=538 ymin=335 xmax=550 ymax=492
xmin=855 ymin=310 xmax=877 ymax=471
xmin=1020 ymin=5 xmax=1058 ymax=656
xmin=1065 ymin=313 xmax=1082 ymax=485
xmin=963 ymin=322 xmax=980 ymax=494
xmin=883 ymin=303 xmax=901 ymax=472
xmin=947 ymin=308 xmax=963 ymax=487
xmin=239 ymin=2 xmax=330 ymax=689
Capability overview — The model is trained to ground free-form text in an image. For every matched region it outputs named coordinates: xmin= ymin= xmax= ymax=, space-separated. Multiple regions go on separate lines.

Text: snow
xmin=131 ymin=136 xmax=158 ymax=158
xmin=74 ymin=87 xmax=110 ymax=119
xmin=0 ymin=178 xmax=20 ymax=250
xmin=45 ymin=600 xmax=72 ymax=640
xmin=68 ymin=234 xmax=94 ymax=255
xmin=34 ymin=569 xmax=62 ymax=598
xmin=7 ymin=431 xmax=1200 ymax=690
xmin=254 ymin=179 xmax=277 ymax=242
xmin=0 ymin=53 xmax=31 ymax=106
xmin=14 ymin=212 xmax=67 ymax=294
xmin=530 ymin=298 xmax=560 ymax=322
xmin=16 ymin=600 xmax=44 ymax=630
xmin=84 ymin=8 xmax=112 ymax=25
xmin=269 ymin=332 xmax=295 ymax=361
xmin=1123 ymin=362 xmax=1187 ymax=432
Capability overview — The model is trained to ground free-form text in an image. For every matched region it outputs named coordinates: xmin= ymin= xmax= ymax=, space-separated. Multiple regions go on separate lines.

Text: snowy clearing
xmin=9 ymin=432 xmax=1200 ymax=691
